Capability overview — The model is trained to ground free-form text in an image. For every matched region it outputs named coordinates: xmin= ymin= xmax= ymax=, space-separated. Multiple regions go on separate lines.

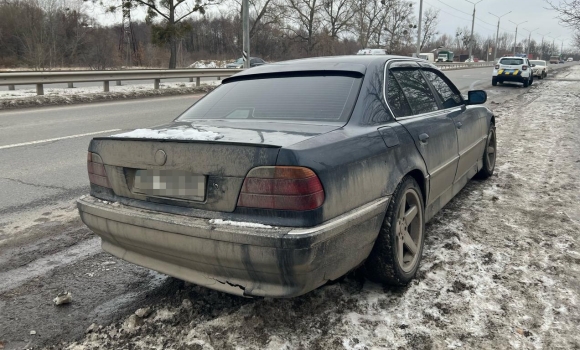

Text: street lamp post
xmin=538 ymin=32 xmax=550 ymax=60
xmin=466 ymin=0 xmax=484 ymax=61
xmin=550 ymin=36 xmax=561 ymax=57
xmin=509 ymin=20 xmax=528 ymax=56
xmin=416 ymin=0 xmax=424 ymax=57
xmin=489 ymin=11 xmax=511 ymax=61
xmin=522 ymin=27 xmax=539 ymax=58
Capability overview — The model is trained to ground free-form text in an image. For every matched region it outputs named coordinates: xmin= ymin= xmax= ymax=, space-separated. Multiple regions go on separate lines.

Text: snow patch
xmin=112 ymin=126 xmax=223 ymax=141
xmin=209 ymin=219 xmax=273 ymax=228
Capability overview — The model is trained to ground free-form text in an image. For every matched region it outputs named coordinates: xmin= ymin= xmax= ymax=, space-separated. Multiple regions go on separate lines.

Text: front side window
xmin=178 ymin=75 xmax=361 ymax=123
xmin=390 ymin=69 xmax=439 ymax=115
xmin=422 ymin=70 xmax=463 ymax=109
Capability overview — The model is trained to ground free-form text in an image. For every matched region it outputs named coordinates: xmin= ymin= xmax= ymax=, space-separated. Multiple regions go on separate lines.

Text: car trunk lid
xmin=89 ymin=121 xmax=340 ymax=212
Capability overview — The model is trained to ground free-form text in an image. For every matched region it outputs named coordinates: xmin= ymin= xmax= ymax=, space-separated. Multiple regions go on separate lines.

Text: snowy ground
xmin=48 ymin=67 xmax=580 ymax=350
xmin=0 ymin=81 xmax=220 ymax=110
xmin=0 ymin=81 xmax=221 ymax=101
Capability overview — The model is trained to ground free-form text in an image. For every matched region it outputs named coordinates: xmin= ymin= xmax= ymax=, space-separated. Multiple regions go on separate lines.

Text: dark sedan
xmin=225 ymin=57 xmax=266 ymax=68
xmin=78 ymin=56 xmax=497 ymax=298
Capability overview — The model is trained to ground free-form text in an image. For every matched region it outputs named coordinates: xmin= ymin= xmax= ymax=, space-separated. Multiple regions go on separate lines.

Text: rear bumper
xmin=77 ymin=195 xmax=388 ymax=298
xmin=494 ymin=74 xmax=526 ymax=82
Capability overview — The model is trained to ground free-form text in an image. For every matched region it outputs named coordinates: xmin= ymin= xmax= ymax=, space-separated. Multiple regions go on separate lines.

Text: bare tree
xmin=420 ymin=8 xmax=439 ymax=51
xmin=286 ymin=0 xmax=321 ymax=54
xmin=321 ymin=0 xmax=356 ymax=40
xmin=547 ymin=0 xmax=580 ymax=28
xmin=97 ymin=0 xmax=218 ymax=68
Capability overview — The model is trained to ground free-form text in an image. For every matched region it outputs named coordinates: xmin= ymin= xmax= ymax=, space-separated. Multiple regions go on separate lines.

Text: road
xmin=0 ymin=64 xmax=574 ymax=349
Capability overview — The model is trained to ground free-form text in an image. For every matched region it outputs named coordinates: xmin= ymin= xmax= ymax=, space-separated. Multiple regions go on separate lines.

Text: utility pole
xmin=509 ymin=20 xmax=527 ymax=55
xmin=242 ymin=0 xmax=250 ymax=69
xmin=416 ymin=0 xmax=424 ymax=56
xmin=465 ymin=0 xmax=483 ymax=61
xmin=522 ymin=27 xmax=539 ymax=57
xmin=538 ymin=32 xmax=550 ymax=60
xmin=489 ymin=11 xmax=511 ymax=62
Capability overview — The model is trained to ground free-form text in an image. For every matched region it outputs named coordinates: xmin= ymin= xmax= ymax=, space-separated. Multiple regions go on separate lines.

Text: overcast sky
xmin=421 ymin=0 xmax=573 ymax=48
xmin=86 ymin=0 xmax=575 ymax=50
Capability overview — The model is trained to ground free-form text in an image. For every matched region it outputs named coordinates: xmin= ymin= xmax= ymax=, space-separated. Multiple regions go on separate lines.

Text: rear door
xmin=385 ymin=61 xmax=459 ymax=208
xmin=421 ymin=69 xmax=487 ymax=185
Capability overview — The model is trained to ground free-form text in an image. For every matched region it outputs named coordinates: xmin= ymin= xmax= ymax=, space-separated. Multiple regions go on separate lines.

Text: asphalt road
xmin=0 ymin=63 xmax=575 ymax=349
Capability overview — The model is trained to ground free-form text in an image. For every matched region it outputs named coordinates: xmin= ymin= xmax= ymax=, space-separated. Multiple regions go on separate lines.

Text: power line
xmin=425 ymin=2 xmax=496 ymax=35
xmin=425 ymin=0 xmax=512 ymax=35
xmin=430 ymin=0 xmax=501 ymax=31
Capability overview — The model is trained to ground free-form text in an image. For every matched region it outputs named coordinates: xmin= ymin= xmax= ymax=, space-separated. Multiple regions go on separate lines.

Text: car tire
xmin=523 ymin=78 xmax=529 ymax=88
xmin=492 ymin=77 xmax=498 ymax=86
xmin=476 ymin=125 xmax=497 ymax=179
xmin=364 ymin=176 xmax=425 ymax=285
xmin=530 ymin=75 xmax=534 ymax=85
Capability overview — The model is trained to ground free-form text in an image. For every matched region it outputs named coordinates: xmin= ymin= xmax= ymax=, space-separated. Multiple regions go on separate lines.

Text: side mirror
xmin=531 ymin=64 xmax=536 ymax=67
xmin=467 ymin=90 xmax=487 ymax=105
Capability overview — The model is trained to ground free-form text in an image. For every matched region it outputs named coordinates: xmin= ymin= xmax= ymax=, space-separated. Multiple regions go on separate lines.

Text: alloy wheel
xmin=396 ymin=189 xmax=424 ymax=273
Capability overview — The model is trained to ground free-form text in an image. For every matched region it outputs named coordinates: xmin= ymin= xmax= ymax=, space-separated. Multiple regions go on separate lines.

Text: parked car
xmin=559 ymin=59 xmax=566 ymax=64
xmin=357 ymin=48 xmax=387 ymax=55
xmin=530 ymin=60 xmax=548 ymax=79
xmin=492 ymin=56 xmax=534 ymax=87
xmin=78 ymin=56 xmax=496 ymax=298
xmin=226 ymin=57 xmax=266 ymax=68
xmin=567 ymin=57 xmax=573 ymax=62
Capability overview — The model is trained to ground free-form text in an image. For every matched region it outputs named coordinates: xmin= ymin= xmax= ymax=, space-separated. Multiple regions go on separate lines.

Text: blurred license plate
xmin=134 ymin=170 xmax=205 ymax=201
xmin=505 ymin=69 xmax=515 ymax=73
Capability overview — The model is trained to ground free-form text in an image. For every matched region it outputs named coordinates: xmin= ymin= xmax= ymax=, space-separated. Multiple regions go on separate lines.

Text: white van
xmin=418 ymin=53 xmax=435 ymax=62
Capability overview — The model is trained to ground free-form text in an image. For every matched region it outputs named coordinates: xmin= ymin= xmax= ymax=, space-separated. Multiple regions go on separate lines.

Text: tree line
xmin=0 ymin=0 xmax=577 ymax=70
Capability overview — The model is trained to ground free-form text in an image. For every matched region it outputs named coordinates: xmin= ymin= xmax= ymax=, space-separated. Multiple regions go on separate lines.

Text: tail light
xmin=237 ymin=166 xmax=324 ymax=211
xmin=495 ymin=64 xmax=500 ymax=69
xmin=87 ymin=152 xmax=111 ymax=188
xmin=522 ymin=65 xmax=528 ymax=71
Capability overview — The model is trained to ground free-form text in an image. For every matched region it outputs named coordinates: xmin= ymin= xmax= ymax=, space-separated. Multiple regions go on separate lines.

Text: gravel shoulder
xmin=1 ymin=66 xmax=579 ymax=350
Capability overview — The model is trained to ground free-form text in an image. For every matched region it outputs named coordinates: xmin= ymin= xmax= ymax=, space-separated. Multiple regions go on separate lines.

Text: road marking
xmin=469 ymin=80 xmax=482 ymax=90
xmin=0 ymin=129 xmax=121 ymax=150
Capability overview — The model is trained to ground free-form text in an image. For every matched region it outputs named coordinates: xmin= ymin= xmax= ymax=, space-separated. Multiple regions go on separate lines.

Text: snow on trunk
xmin=112 ymin=126 xmax=223 ymax=141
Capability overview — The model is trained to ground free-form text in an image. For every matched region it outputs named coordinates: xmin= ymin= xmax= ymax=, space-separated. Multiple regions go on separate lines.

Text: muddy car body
xmin=78 ymin=56 xmax=496 ymax=298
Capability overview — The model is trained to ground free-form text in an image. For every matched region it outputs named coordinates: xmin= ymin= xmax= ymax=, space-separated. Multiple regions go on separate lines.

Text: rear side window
xmin=500 ymin=58 xmax=524 ymax=65
xmin=386 ymin=72 xmax=413 ymax=118
xmin=422 ymin=70 xmax=463 ymax=109
xmin=390 ymin=69 xmax=439 ymax=115
xmin=178 ymin=75 xmax=360 ymax=123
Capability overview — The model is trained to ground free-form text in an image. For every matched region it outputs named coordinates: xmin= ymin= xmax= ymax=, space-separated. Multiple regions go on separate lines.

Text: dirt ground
xmin=2 ymin=66 xmax=579 ymax=350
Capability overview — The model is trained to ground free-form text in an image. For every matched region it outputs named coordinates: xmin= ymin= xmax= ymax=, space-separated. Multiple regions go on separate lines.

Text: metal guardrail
xmin=435 ymin=62 xmax=496 ymax=70
xmin=0 ymin=69 xmax=243 ymax=95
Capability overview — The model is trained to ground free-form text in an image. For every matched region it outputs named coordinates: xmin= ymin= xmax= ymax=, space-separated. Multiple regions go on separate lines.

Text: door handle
xmin=456 ymin=122 xmax=463 ymax=129
xmin=418 ymin=133 xmax=429 ymax=143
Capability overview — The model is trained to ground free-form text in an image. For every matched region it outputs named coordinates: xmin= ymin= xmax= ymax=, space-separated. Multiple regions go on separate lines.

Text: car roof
xmin=500 ymin=56 xmax=526 ymax=59
xmin=223 ymin=55 xmax=427 ymax=82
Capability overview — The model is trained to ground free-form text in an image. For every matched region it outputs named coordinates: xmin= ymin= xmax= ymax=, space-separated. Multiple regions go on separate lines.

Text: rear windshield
xmin=500 ymin=58 xmax=524 ymax=65
xmin=177 ymin=75 xmax=361 ymax=123
xmin=530 ymin=60 xmax=546 ymax=66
